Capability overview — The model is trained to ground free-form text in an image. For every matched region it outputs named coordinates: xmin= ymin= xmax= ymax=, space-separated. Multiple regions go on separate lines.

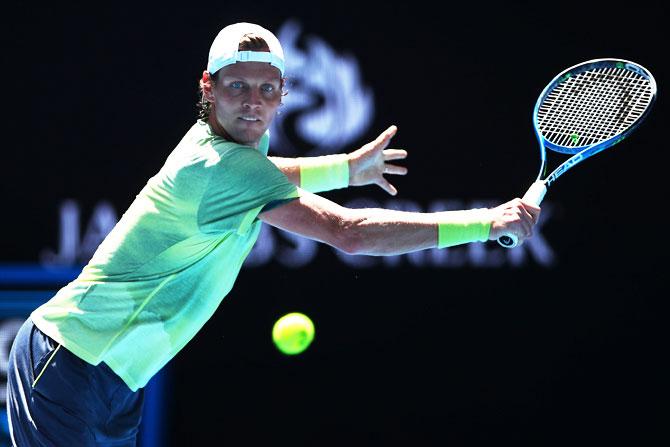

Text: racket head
xmin=533 ymin=59 xmax=657 ymax=156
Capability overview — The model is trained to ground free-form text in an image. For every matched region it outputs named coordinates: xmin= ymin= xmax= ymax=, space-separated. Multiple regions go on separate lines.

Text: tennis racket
xmin=498 ymin=58 xmax=657 ymax=248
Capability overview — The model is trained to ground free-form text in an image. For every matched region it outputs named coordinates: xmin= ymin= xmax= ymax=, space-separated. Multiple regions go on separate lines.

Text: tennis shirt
xmin=31 ymin=120 xmax=301 ymax=391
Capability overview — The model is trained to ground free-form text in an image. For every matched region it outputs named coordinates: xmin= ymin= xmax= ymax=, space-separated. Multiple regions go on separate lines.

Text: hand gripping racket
xmin=498 ymin=58 xmax=657 ymax=248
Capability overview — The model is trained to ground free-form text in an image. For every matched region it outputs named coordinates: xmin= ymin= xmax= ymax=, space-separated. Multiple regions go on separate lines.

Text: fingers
xmin=377 ymin=178 xmax=398 ymax=196
xmin=520 ymin=204 xmax=540 ymax=239
xmin=522 ymin=201 xmax=541 ymax=224
xmin=383 ymin=163 xmax=408 ymax=176
xmin=383 ymin=149 xmax=407 ymax=161
xmin=369 ymin=125 xmax=405 ymax=195
xmin=520 ymin=212 xmax=534 ymax=238
xmin=383 ymin=125 xmax=398 ymax=138
xmin=494 ymin=198 xmax=540 ymax=243
xmin=374 ymin=125 xmax=398 ymax=149
xmin=512 ymin=198 xmax=540 ymax=226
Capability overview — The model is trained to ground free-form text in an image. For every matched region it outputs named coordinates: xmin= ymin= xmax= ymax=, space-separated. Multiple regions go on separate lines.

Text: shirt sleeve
xmin=197 ymin=146 xmax=300 ymax=234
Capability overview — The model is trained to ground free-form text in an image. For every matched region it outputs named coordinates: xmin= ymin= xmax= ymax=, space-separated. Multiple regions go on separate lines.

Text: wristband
xmin=437 ymin=209 xmax=491 ymax=248
xmin=299 ymin=154 xmax=349 ymax=193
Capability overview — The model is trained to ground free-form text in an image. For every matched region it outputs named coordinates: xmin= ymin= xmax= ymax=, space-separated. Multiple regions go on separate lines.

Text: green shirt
xmin=31 ymin=121 xmax=300 ymax=391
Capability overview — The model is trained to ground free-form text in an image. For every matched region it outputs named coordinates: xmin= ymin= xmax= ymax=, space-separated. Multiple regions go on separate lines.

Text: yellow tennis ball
xmin=272 ymin=312 xmax=315 ymax=355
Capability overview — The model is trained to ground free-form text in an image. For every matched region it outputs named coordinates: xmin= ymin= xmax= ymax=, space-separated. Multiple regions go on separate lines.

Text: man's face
xmin=210 ymin=62 xmax=282 ymax=147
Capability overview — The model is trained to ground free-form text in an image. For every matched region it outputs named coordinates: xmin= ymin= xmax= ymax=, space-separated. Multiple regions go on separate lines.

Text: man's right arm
xmin=258 ymin=189 xmax=540 ymax=256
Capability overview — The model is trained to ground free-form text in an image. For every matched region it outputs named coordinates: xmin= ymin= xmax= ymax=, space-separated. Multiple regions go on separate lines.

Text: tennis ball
xmin=272 ymin=312 xmax=315 ymax=355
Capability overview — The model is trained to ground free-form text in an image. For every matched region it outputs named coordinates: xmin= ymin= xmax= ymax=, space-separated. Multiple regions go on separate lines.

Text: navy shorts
xmin=6 ymin=318 xmax=144 ymax=446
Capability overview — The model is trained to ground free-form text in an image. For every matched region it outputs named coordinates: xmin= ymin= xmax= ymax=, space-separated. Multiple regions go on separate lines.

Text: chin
xmin=235 ymin=129 xmax=266 ymax=147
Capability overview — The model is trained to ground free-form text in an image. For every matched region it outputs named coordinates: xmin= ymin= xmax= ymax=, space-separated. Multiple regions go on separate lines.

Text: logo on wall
xmin=270 ymin=20 xmax=375 ymax=156
xmin=39 ymin=199 xmax=556 ymax=269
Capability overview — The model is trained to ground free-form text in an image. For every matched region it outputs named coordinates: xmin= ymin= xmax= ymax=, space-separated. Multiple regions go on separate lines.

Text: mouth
xmin=238 ymin=116 xmax=261 ymax=123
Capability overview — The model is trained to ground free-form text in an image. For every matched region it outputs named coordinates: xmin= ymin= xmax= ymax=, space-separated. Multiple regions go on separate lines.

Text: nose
xmin=243 ymin=87 xmax=262 ymax=108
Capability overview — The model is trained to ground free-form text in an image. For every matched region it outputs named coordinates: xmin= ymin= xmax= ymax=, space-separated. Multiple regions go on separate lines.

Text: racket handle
xmin=497 ymin=181 xmax=547 ymax=248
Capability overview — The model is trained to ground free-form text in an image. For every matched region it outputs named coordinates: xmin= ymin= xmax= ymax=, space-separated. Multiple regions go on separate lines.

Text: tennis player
xmin=6 ymin=22 xmax=540 ymax=445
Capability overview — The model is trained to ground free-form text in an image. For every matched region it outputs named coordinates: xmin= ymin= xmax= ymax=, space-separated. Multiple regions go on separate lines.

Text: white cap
xmin=207 ymin=22 xmax=285 ymax=76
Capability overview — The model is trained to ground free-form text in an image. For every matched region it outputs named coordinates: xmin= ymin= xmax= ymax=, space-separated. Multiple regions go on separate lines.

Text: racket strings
xmin=544 ymin=69 xmax=640 ymax=144
xmin=543 ymin=69 xmax=643 ymax=145
xmin=537 ymin=66 xmax=653 ymax=150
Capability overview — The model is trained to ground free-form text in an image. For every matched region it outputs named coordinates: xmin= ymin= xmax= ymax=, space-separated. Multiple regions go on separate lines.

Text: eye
xmin=261 ymin=84 xmax=276 ymax=93
xmin=230 ymin=81 xmax=245 ymax=89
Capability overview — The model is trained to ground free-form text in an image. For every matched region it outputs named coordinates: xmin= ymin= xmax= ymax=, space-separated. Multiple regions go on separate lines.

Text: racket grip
xmin=497 ymin=181 xmax=547 ymax=248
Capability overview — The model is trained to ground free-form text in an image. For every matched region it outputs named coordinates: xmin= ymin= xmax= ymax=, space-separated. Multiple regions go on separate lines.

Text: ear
xmin=200 ymin=70 xmax=216 ymax=103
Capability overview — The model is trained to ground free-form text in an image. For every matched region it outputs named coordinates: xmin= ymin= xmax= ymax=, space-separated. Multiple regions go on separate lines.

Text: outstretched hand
xmin=348 ymin=125 xmax=408 ymax=195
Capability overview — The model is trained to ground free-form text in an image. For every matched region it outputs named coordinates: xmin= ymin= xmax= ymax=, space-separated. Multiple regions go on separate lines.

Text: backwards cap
xmin=207 ymin=22 xmax=285 ymax=76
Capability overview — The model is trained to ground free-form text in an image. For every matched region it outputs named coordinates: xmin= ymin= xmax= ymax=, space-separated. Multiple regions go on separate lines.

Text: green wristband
xmin=299 ymin=154 xmax=349 ymax=193
xmin=438 ymin=210 xmax=491 ymax=248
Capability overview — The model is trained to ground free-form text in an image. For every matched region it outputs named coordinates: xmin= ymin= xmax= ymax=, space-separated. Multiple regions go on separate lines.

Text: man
xmin=7 ymin=22 xmax=539 ymax=445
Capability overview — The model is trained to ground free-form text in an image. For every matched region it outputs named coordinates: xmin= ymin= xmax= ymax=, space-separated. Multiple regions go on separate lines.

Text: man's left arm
xmin=268 ymin=125 xmax=407 ymax=195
